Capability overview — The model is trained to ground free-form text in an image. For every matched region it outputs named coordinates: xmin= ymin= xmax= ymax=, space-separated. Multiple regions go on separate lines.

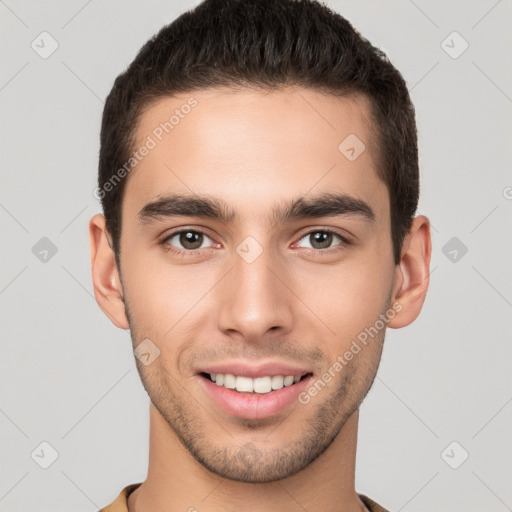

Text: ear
xmin=88 ymin=214 xmax=129 ymax=330
xmin=387 ymin=215 xmax=432 ymax=329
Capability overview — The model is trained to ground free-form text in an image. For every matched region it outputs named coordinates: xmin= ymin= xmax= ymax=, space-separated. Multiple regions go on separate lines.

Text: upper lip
xmin=196 ymin=360 xmax=312 ymax=379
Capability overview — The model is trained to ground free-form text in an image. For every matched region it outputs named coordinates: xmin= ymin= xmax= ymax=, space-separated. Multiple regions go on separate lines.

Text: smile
xmin=204 ymin=372 xmax=309 ymax=394
xmin=196 ymin=365 xmax=314 ymax=419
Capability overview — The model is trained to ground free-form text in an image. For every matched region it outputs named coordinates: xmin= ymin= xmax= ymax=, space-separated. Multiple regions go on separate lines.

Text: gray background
xmin=1 ymin=1 xmax=511 ymax=510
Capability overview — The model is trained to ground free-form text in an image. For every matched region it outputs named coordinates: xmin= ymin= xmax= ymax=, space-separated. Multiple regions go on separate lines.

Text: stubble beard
xmin=124 ymin=297 xmax=386 ymax=483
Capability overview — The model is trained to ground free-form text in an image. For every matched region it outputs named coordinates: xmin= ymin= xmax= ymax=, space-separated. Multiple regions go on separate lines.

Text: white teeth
xmin=208 ymin=373 xmax=305 ymax=394
xmin=223 ymin=373 xmax=236 ymax=389
xmin=283 ymin=375 xmax=294 ymax=386
xmin=235 ymin=376 xmax=253 ymax=392
xmin=271 ymin=375 xmax=284 ymax=390
xmin=253 ymin=376 xmax=272 ymax=393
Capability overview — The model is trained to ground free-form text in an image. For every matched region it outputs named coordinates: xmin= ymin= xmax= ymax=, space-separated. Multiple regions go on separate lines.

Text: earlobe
xmin=387 ymin=215 xmax=432 ymax=329
xmin=88 ymin=214 xmax=130 ymax=330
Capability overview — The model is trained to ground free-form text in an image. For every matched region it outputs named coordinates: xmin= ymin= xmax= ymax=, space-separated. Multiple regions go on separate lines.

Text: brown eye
xmin=296 ymin=230 xmax=345 ymax=251
xmin=179 ymin=231 xmax=203 ymax=249
xmin=165 ymin=230 xmax=211 ymax=251
xmin=310 ymin=231 xmax=333 ymax=249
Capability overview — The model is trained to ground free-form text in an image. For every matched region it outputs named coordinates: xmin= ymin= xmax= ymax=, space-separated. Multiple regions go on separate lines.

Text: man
xmin=89 ymin=0 xmax=431 ymax=510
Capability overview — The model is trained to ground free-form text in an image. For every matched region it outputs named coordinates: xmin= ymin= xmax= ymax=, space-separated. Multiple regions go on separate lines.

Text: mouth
xmin=196 ymin=365 xmax=314 ymax=420
xmin=200 ymin=372 xmax=312 ymax=394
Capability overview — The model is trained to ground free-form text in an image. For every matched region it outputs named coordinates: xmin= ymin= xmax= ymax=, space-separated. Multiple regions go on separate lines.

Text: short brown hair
xmin=98 ymin=0 xmax=419 ymax=266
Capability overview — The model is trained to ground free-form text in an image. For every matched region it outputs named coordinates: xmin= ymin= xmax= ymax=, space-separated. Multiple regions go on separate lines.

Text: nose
xmin=216 ymin=241 xmax=294 ymax=343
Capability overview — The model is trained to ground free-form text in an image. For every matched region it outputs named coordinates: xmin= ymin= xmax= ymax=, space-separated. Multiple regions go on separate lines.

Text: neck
xmin=128 ymin=403 xmax=367 ymax=512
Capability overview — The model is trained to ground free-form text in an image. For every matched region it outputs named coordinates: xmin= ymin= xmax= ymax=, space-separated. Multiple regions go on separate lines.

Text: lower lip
xmin=197 ymin=374 xmax=313 ymax=420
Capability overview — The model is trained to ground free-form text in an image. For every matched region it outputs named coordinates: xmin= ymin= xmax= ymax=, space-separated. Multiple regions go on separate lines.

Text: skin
xmin=89 ymin=86 xmax=431 ymax=512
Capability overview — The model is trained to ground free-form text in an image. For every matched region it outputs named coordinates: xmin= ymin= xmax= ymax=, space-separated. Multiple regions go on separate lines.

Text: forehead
xmin=123 ymin=86 xmax=388 ymax=225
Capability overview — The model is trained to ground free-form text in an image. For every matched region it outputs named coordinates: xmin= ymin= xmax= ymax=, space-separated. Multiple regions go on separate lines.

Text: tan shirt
xmin=98 ymin=483 xmax=390 ymax=511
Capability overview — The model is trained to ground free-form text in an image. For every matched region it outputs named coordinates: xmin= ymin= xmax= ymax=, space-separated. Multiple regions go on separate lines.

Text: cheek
xmin=121 ymin=251 xmax=217 ymax=336
xmin=294 ymin=257 xmax=392 ymax=336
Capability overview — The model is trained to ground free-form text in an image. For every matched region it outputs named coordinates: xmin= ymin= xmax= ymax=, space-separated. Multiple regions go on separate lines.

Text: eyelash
xmin=158 ymin=228 xmax=351 ymax=257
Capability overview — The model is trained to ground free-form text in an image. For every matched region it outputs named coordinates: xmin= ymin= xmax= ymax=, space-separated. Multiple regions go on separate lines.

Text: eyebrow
xmin=137 ymin=192 xmax=375 ymax=226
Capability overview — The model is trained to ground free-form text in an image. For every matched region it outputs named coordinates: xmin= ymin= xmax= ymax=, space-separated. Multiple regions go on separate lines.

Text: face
xmin=117 ymin=87 xmax=398 ymax=482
